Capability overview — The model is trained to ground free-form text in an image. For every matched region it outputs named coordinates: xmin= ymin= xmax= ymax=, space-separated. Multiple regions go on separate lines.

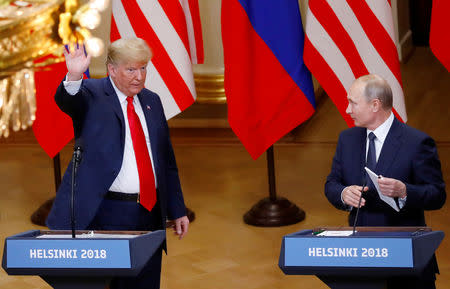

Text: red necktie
xmin=126 ymin=96 xmax=156 ymax=211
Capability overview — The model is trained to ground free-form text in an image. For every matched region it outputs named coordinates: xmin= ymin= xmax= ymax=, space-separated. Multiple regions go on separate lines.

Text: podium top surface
xmin=313 ymin=226 xmax=431 ymax=233
xmin=9 ymin=230 xmax=151 ymax=239
xmin=37 ymin=231 xmax=143 ymax=239
xmin=288 ymin=227 xmax=435 ymax=238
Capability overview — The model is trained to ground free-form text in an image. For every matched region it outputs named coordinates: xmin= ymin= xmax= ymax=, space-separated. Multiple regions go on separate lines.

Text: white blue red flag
xmin=222 ymin=0 xmax=316 ymax=160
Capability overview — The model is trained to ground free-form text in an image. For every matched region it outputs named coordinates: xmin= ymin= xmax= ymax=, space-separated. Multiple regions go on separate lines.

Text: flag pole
xmin=30 ymin=154 xmax=61 ymax=226
xmin=243 ymin=145 xmax=305 ymax=226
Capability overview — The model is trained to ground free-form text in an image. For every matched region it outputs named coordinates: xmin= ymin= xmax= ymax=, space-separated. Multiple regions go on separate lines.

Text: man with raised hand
xmin=47 ymin=38 xmax=189 ymax=289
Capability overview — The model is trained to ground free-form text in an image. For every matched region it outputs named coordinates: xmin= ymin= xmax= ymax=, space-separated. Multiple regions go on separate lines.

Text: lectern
xmin=2 ymin=229 xmax=165 ymax=289
xmin=279 ymin=227 xmax=444 ymax=289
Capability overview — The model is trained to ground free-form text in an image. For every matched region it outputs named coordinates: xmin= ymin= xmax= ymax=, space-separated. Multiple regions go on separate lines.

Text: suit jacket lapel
xmin=104 ymin=77 xmax=125 ymax=123
xmin=357 ymin=129 xmax=367 ymax=185
xmin=376 ymin=117 xmax=403 ymax=176
xmin=138 ymin=92 xmax=159 ymax=170
xmin=104 ymin=77 xmax=126 ymax=143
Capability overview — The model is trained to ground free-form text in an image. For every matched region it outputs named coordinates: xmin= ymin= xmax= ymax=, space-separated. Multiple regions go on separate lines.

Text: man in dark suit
xmin=325 ymin=74 xmax=446 ymax=288
xmin=46 ymin=38 xmax=189 ymax=289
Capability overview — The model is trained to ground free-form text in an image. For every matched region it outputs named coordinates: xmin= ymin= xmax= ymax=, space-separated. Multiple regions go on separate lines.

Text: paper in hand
xmin=364 ymin=167 xmax=400 ymax=212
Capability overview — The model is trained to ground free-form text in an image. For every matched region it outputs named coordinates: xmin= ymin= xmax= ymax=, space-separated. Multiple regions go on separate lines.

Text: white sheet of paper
xmin=316 ymin=230 xmax=354 ymax=236
xmin=364 ymin=167 xmax=399 ymax=212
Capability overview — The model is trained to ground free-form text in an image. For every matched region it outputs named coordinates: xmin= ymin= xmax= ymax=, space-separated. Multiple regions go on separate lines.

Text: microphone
xmin=73 ymin=140 xmax=83 ymax=173
xmin=71 ymin=138 xmax=83 ymax=238
xmin=352 ymin=177 xmax=367 ymax=236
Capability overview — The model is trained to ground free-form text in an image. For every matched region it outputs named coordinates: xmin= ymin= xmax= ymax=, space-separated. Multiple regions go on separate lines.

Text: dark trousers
xmin=88 ymin=197 xmax=164 ymax=289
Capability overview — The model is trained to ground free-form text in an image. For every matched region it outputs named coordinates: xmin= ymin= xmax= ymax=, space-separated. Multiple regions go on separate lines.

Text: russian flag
xmin=222 ymin=0 xmax=315 ymax=160
xmin=430 ymin=0 xmax=450 ymax=72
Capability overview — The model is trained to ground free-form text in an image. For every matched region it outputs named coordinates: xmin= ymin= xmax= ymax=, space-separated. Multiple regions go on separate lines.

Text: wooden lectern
xmin=2 ymin=230 xmax=165 ymax=289
xmin=279 ymin=227 xmax=444 ymax=289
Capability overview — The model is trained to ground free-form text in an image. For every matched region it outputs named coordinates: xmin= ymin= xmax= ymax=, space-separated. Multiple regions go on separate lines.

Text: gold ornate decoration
xmin=0 ymin=64 xmax=35 ymax=137
xmin=57 ymin=0 xmax=107 ymax=55
xmin=194 ymin=73 xmax=226 ymax=104
xmin=0 ymin=0 xmax=108 ymax=137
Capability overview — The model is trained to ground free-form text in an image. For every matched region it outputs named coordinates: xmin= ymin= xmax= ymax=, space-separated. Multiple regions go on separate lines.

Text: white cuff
xmin=398 ymin=195 xmax=407 ymax=209
xmin=63 ymin=74 xmax=82 ymax=95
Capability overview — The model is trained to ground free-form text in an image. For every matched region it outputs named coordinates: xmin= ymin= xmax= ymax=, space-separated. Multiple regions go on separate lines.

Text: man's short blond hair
xmin=356 ymin=74 xmax=393 ymax=110
xmin=106 ymin=38 xmax=152 ymax=66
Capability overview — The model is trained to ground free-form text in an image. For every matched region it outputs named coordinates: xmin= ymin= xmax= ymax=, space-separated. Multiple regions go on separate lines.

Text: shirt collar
xmin=367 ymin=112 xmax=394 ymax=143
xmin=109 ymin=77 xmax=135 ymax=104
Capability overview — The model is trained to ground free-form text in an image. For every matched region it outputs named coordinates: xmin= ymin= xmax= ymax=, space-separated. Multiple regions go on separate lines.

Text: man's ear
xmin=107 ymin=63 xmax=115 ymax=77
xmin=372 ymin=98 xmax=382 ymax=112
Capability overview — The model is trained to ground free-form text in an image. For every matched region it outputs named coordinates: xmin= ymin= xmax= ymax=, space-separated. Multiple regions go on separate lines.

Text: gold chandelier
xmin=0 ymin=0 xmax=108 ymax=137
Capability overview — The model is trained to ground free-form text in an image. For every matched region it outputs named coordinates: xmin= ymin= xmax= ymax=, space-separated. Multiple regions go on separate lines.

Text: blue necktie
xmin=366 ymin=132 xmax=377 ymax=170
xmin=366 ymin=132 xmax=377 ymax=185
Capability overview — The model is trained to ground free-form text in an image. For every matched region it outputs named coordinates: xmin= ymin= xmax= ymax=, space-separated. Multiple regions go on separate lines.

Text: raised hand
xmin=64 ymin=43 xmax=92 ymax=81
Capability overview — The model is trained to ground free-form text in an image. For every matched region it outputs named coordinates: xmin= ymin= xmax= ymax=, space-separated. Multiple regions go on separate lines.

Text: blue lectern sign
xmin=284 ymin=237 xmax=413 ymax=268
xmin=6 ymin=239 xmax=131 ymax=268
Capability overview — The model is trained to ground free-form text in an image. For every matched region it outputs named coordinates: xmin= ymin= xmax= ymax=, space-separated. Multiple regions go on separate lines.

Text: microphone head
xmin=74 ymin=138 xmax=83 ymax=151
xmin=73 ymin=138 xmax=83 ymax=164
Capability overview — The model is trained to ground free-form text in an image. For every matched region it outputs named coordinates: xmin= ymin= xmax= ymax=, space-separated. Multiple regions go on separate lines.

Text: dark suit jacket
xmin=325 ymin=117 xmax=446 ymax=226
xmin=46 ymin=77 xmax=186 ymax=230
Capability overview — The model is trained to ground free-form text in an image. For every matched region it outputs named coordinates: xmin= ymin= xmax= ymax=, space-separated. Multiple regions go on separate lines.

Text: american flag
xmin=111 ymin=0 xmax=204 ymax=119
xmin=304 ymin=0 xmax=407 ymax=126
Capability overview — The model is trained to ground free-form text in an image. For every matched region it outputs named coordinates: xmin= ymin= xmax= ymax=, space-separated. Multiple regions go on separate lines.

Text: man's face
xmin=108 ymin=61 xmax=147 ymax=96
xmin=345 ymin=81 xmax=376 ymax=128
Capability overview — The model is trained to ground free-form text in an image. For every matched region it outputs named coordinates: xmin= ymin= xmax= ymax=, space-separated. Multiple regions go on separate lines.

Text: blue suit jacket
xmin=325 ymin=117 xmax=446 ymax=226
xmin=46 ymin=77 xmax=186 ymax=230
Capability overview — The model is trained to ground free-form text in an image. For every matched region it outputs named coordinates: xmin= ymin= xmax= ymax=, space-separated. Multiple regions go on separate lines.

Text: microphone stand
xmin=71 ymin=143 xmax=83 ymax=238
xmin=352 ymin=179 xmax=367 ymax=236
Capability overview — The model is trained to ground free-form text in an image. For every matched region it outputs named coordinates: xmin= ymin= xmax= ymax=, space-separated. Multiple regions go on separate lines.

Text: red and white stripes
xmin=111 ymin=0 xmax=204 ymax=119
xmin=304 ymin=0 xmax=407 ymax=126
